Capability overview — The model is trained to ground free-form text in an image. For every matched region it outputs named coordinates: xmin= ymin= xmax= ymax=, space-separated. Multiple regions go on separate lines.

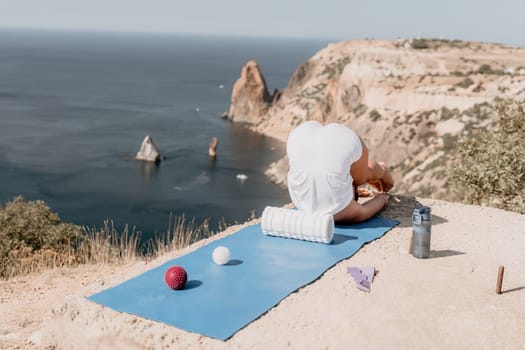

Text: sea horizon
xmin=1 ymin=26 xmax=523 ymax=49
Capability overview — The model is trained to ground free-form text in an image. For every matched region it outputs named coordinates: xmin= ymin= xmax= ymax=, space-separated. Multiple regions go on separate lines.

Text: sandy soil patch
xmin=1 ymin=197 xmax=524 ymax=349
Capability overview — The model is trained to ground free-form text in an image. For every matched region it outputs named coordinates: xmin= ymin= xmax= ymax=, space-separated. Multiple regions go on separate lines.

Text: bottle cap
xmin=412 ymin=206 xmax=431 ymax=224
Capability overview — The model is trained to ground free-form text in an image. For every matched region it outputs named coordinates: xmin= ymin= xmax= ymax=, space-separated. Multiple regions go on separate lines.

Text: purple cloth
xmin=362 ymin=265 xmax=375 ymax=283
xmin=347 ymin=266 xmax=375 ymax=292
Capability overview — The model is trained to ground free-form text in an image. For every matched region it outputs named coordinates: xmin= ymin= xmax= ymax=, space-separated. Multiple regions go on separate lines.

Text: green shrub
xmin=472 ymin=83 xmax=484 ymax=93
xmin=477 ymin=64 xmax=493 ymax=74
xmin=410 ymin=39 xmax=430 ymax=49
xmin=440 ymin=107 xmax=460 ymax=120
xmin=409 ymin=38 xmax=470 ymax=50
xmin=0 ymin=196 xmax=84 ymax=278
xmin=353 ymin=104 xmax=368 ymax=117
xmin=369 ymin=109 xmax=382 ymax=122
xmin=476 ymin=64 xmax=504 ymax=75
xmin=456 ymin=78 xmax=475 ymax=89
xmin=448 ymin=99 xmax=525 ymax=213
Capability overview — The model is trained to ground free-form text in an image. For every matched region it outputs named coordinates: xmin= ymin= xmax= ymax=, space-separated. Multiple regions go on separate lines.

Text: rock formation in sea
xmin=227 ymin=60 xmax=280 ymax=124
xmin=135 ymin=135 xmax=161 ymax=162
xmin=227 ymin=39 xmax=525 ymax=201
xmin=208 ymin=137 xmax=218 ymax=158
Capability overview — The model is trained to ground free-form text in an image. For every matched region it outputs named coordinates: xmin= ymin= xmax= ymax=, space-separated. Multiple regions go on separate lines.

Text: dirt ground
xmin=1 ymin=196 xmax=524 ymax=349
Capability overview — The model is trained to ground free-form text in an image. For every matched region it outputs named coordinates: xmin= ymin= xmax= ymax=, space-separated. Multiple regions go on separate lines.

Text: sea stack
xmin=135 ymin=135 xmax=161 ymax=162
xmin=227 ymin=60 xmax=276 ymax=124
xmin=208 ymin=137 xmax=218 ymax=158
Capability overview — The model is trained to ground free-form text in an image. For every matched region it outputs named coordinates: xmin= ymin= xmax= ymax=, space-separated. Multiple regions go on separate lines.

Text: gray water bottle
xmin=412 ymin=206 xmax=431 ymax=258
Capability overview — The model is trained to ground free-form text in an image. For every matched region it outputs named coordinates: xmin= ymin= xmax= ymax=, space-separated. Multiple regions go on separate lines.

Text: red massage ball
xmin=164 ymin=266 xmax=187 ymax=290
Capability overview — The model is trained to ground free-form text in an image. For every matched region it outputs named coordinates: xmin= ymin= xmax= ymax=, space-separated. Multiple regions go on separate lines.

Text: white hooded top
xmin=286 ymin=121 xmax=363 ymax=215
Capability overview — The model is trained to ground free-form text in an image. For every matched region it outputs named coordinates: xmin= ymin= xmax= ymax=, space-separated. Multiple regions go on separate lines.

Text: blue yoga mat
xmin=88 ymin=216 xmax=398 ymax=340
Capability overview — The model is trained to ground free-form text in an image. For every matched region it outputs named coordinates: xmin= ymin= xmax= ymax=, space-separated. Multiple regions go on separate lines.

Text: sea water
xmin=0 ymin=29 xmax=329 ymax=240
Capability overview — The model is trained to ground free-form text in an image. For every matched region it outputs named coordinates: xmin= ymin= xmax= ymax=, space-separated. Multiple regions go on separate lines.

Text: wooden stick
xmin=408 ymin=235 xmax=413 ymax=255
xmin=496 ymin=265 xmax=505 ymax=294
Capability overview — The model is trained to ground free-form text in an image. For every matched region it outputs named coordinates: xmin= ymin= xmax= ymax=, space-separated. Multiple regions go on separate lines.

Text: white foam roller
xmin=261 ymin=206 xmax=334 ymax=244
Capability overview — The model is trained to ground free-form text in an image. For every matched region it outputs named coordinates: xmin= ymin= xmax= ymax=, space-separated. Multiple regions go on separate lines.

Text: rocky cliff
xmin=228 ymin=39 xmax=525 ymax=200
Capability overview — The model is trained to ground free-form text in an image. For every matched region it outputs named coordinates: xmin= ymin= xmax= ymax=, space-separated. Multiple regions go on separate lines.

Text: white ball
xmin=212 ymin=246 xmax=230 ymax=265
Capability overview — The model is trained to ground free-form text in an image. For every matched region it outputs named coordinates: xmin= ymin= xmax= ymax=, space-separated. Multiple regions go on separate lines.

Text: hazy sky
xmin=0 ymin=0 xmax=523 ymax=45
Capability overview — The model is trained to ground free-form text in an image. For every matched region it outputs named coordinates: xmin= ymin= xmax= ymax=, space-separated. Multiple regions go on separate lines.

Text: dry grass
xmin=0 ymin=197 xmax=220 ymax=280
xmin=149 ymin=214 xmax=217 ymax=257
xmin=78 ymin=221 xmax=142 ymax=265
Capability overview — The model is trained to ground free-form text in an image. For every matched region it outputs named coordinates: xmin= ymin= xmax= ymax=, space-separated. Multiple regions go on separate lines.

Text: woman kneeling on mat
xmin=287 ymin=121 xmax=394 ymax=223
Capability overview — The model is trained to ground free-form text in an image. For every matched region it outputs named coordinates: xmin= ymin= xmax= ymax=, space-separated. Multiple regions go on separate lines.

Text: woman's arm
xmin=333 ymin=193 xmax=389 ymax=223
